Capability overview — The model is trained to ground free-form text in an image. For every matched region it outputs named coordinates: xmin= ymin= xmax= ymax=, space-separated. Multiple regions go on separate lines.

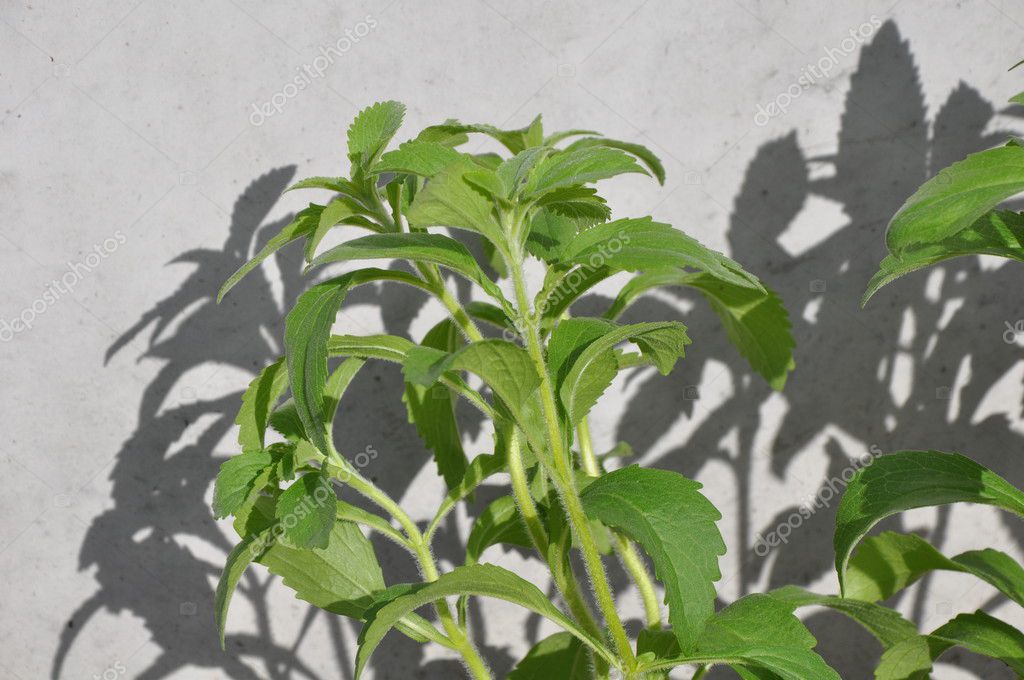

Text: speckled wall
xmin=3 ymin=1 xmax=1024 ymax=678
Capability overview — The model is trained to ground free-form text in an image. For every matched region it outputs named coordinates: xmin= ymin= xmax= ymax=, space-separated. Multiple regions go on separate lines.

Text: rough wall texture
xmin=3 ymin=1 xmax=1024 ymax=678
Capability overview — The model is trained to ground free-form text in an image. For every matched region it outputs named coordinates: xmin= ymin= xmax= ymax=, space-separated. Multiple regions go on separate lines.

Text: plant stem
xmin=326 ymin=451 xmax=491 ymax=679
xmin=507 ymin=427 xmax=604 ymax=645
xmin=692 ymin=665 xmax=709 ymax=680
xmin=616 ymin=536 xmax=662 ymax=630
xmin=506 ymin=235 xmax=637 ymax=670
xmin=507 ymin=427 xmax=549 ymax=553
xmin=577 ymin=418 xmax=662 ymax=630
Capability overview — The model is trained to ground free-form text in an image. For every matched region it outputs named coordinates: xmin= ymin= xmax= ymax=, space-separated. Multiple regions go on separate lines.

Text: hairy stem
xmin=327 ymin=451 xmax=491 ymax=679
xmin=578 ymin=418 xmax=662 ymax=630
xmin=508 ymin=427 xmax=604 ymax=645
xmin=506 ymin=230 xmax=636 ymax=669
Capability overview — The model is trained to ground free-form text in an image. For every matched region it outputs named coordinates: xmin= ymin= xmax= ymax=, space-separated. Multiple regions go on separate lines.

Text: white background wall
xmin=4 ymin=1 xmax=1024 ymax=678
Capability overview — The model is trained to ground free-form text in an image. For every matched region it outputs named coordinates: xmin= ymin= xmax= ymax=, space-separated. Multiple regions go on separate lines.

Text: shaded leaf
xmin=374 ymin=140 xmax=462 ymax=177
xmin=580 ymin=465 xmax=724 ymax=652
xmin=845 ymin=531 xmax=1024 ymax=607
xmin=508 ymin=632 xmax=592 ymax=679
xmin=354 ymin=564 xmax=614 ymax=677
xmin=835 ymin=450 xmax=1024 ymax=595
xmin=213 ymin=450 xmax=274 ymax=519
xmin=865 ymin=210 xmax=1024 ymax=303
xmin=275 ymin=472 xmax=337 ymax=550
xmin=560 ymin=217 xmax=763 ymax=290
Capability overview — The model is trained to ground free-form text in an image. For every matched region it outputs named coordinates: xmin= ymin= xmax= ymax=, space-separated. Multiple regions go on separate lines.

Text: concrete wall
xmin=3 ymin=1 xmax=1024 ymax=678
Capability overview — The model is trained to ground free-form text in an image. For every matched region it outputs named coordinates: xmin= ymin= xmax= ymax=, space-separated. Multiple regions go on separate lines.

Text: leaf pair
xmin=865 ymin=143 xmax=1024 ymax=302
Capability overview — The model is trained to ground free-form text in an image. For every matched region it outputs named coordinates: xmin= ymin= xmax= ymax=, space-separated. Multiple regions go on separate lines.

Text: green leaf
xmin=769 ymin=585 xmax=918 ymax=648
xmin=464 ymin=301 xmax=514 ymax=331
xmin=525 ymin=209 xmax=582 ymax=263
xmin=417 ymin=116 xmax=543 ymax=154
xmin=526 ymin=146 xmax=647 ymax=197
xmin=403 ymin=319 xmax=469 ymax=490
xmin=544 ymin=128 xmax=601 ymax=145
xmin=885 ymin=144 xmax=1024 ymax=254
xmin=283 ymin=270 xmax=431 ymax=457
xmin=865 ymin=209 xmax=1024 ymax=304
xmin=835 ymin=450 xmax=1024 ymax=595
xmin=602 ymin=268 xmax=793 ymax=389
xmin=284 ymin=280 xmax=346 ymax=455
xmin=508 ymin=632 xmax=592 ymax=679
xmin=877 ymin=612 xmax=1024 ymax=679
xmin=844 ymin=531 xmax=1024 ymax=607
xmin=354 ymin=564 xmax=614 ymax=678
xmin=534 ymin=186 xmax=611 ymax=224
xmin=537 ymin=265 xmax=614 ymax=328
xmin=558 ymin=321 xmax=690 ymax=424
xmin=373 ymin=140 xmax=462 ymax=177
xmin=328 ymin=333 xmax=415 ymax=363
xmin=236 ymin=359 xmax=289 ymax=451
xmin=496 ymin=147 xmax=549 ymax=196
xmin=309 ymin=199 xmax=380 ymax=260
xmin=932 ymin=611 xmax=1024 ymax=675
xmin=406 ymin=155 xmax=506 ymax=249
xmin=213 ymin=450 xmax=274 ymax=519
xmin=637 ymin=595 xmax=840 ymax=680
xmin=218 ymin=204 xmax=323 ymax=302
xmin=215 ymin=532 xmax=265 ymax=648
xmin=873 ymin=635 xmax=936 ymax=680
xmin=323 ymin=357 xmax=366 ymax=426
xmin=563 ymin=136 xmax=666 ymax=184
xmin=547 ymin=317 xmax=617 ymax=384
xmin=560 ymin=217 xmax=763 ymax=290
xmin=681 ymin=273 xmax=794 ymax=390
xmin=285 ymin=176 xmax=357 ymax=194
xmin=402 ymin=339 xmax=542 ymax=427
xmin=466 ymin=495 xmax=532 ymax=565
xmin=275 ymin=472 xmax=337 ymax=549
xmin=310 ymin=231 xmax=507 ymax=305
xmin=580 ymin=465 xmax=725 ymax=652
xmin=695 ymin=594 xmax=839 ymax=680
xmin=347 ymin=101 xmax=406 ymax=172
xmin=464 ymin=167 xmax=506 ymax=200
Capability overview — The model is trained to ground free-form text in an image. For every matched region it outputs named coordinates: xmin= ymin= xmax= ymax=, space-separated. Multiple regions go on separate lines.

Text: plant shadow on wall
xmin=601 ymin=20 xmax=1024 ymax=679
xmin=50 ymin=167 xmax=480 ymax=679
xmin=53 ymin=19 xmax=1024 ymax=680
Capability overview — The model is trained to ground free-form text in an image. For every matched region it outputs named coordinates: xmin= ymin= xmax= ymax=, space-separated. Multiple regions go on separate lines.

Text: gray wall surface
xmin=4 ymin=1 xmax=1024 ymax=678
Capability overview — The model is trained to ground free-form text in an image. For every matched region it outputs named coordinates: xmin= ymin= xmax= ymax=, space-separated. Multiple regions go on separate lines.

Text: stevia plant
xmin=210 ymin=100 xmax=842 ymax=679
xmin=801 ymin=69 xmax=1024 ymax=678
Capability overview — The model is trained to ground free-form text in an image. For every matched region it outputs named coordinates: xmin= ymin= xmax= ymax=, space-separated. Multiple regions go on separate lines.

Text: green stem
xmin=577 ymin=418 xmax=662 ymax=630
xmin=508 ymin=427 xmax=604 ymax=646
xmin=507 ymin=428 xmax=549 ymax=553
xmin=506 ymin=235 xmax=636 ymax=669
xmin=616 ymin=536 xmax=662 ymax=630
xmin=692 ymin=665 xmax=709 ymax=680
xmin=326 ymin=452 xmax=491 ymax=679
